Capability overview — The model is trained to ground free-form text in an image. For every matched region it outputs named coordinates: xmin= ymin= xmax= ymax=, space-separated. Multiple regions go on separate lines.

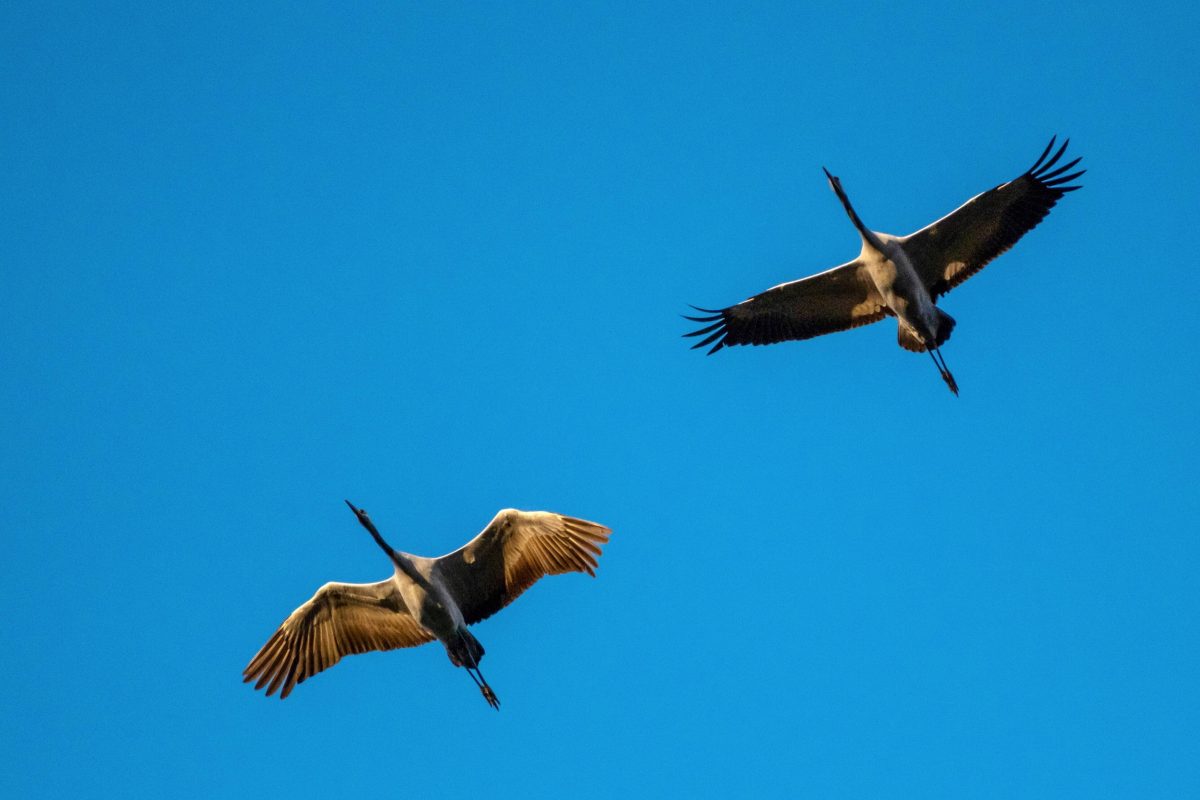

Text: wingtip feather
xmin=682 ymin=320 xmax=726 ymax=337
xmin=1046 ymin=169 xmax=1085 ymax=187
xmin=1028 ymin=136 xmax=1057 ymax=173
xmin=691 ymin=328 xmax=726 ymax=350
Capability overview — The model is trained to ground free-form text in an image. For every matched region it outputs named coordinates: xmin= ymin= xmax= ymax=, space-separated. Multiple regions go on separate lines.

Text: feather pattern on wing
xmin=243 ymin=580 xmax=434 ymax=699
xmin=902 ymin=136 xmax=1085 ymax=298
xmin=683 ymin=260 xmax=888 ymax=354
xmin=433 ymin=509 xmax=612 ymax=625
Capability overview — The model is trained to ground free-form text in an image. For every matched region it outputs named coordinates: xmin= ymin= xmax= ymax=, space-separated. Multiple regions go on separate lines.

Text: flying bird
xmin=684 ymin=137 xmax=1085 ymax=394
xmin=244 ymin=501 xmax=612 ymax=709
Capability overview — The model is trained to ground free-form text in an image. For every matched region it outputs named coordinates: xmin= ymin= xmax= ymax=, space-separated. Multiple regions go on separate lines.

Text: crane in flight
xmin=684 ymin=137 xmax=1085 ymax=394
xmin=244 ymin=501 xmax=611 ymax=709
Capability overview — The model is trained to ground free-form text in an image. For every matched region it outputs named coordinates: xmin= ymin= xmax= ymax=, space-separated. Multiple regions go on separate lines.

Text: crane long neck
xmin=831 ymin=180 xmax=884 ymax=251
xmin=347 ymin=502 xmax=402 ymax=563
xmin=364 ymin=521 xmax=396 ymax=560
xmin=366 ymin=518 xmax=422 ymax=582
xmin=345 ymin=502 xmax=429 ymax=586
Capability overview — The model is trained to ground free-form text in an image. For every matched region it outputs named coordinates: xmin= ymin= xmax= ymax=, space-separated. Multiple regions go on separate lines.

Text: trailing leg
xmin=451 ymin=629 xmax=500 ymax=710
xmin=927 ymin=347 xmax=959 ymax=396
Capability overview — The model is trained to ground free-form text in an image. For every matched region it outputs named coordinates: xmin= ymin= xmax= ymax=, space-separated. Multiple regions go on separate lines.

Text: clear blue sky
xmin=3 ymin=2 xmax=1197 ymax=797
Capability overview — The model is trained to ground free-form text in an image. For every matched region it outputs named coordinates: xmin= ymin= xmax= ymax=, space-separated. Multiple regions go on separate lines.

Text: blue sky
xmin=2 ymin=1 xmax=1198 ymax=797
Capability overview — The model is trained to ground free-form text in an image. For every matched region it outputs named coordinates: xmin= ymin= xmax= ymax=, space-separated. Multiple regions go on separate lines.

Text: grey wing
xmin=433 ymin=509 xmax=612 ymax=625
xmin=684 ymin=260 xmax=887 ymax=355
xmin=902 ymin=137 xmax=1085 ymax=299
xmin=243 ymin=579 xmax=434 ymax=699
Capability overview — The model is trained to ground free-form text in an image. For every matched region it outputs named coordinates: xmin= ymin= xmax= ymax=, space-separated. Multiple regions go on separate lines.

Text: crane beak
xmin=345 ymin=499 xmax=376 ymax=532
xmin=822 ymin=166 xmax=838 ymax=185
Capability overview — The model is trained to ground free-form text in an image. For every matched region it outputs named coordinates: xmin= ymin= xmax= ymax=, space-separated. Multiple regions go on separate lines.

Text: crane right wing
xmin=433 ymin=509 xmax=612 ymax=626
xmin=901 ymin=137 xmax=1084 ymax=299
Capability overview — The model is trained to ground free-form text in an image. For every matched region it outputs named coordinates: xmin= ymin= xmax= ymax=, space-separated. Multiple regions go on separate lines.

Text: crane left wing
xmin=684 ymin=260 xmax=887 ymax=355
xmin=243 ymin=579 xmax=434 ymax=699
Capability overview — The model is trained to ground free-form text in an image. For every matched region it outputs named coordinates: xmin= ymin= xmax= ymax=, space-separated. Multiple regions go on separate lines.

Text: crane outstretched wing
xmin=243 ymin=579 xmax=434 ymax=699
xmin=433 ymin=509 xmax=612 ymax=625
xmin=683 ymin=260 xmax=887 ymax=355
xmin=902 ymin=137 xmax=1084 ymax=299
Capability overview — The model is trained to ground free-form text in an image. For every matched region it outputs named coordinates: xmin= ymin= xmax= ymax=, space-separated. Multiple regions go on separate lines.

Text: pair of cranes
xmin=244 ymin=138 xmax=1083 ymax=708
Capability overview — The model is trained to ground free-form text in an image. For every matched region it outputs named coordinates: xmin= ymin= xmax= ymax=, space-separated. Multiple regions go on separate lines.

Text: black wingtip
xmin=691 ymin=327 xmax=727 ymax=350
xmin=682 ymin=304 xmax=724 ymax=320
xmin=682 ymin=319 xmax=725 ymax=337
xmin=1039 ymin=156 xmax=1082 ymax=182
xmin=684 ymin=302 xmax=730 ymax=352
xmin=1047 ymin=169 xmax=1086 ymax=187
xmin=1039 ymin=138 xmax=1070 ymax=174
xmin=1026 ymin=136 xmax=1084 ymax=192
xmin=1028 ymin=135 xmax=1057 ymax=173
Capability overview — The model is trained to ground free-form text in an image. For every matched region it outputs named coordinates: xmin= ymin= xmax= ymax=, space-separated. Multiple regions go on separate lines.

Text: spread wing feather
xmin=902 ymin=136 xmax=1084 ymax=298
xmin=684 ymin=260 xmax=887 ymax=354
xmin=433 ymin=509 xmax=612 ymax=625
xmin=243 ymin=579 xmax=434 ymax=699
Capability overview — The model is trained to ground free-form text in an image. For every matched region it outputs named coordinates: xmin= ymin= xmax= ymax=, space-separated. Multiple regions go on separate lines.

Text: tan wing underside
xmin=496 ymin=512 xmax=611 ymax=602
xmin=243 ymin=581 xmax=435 ymax=699
xmin=436 ymin=510 xmax=612 ymax=625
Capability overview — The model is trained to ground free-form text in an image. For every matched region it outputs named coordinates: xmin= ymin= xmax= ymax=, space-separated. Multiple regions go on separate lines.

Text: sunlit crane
xmin=244 ymin=501 xmax=612 ymax=709
xmin=684 ymin=137 xmax=1085 ymax=394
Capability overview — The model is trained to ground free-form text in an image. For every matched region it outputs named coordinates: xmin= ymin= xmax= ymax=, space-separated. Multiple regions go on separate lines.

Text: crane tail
xmin=933 ymin=309 xmax=956 ymax=347
xmin=447 ymin=628 xmax=485 ymax=667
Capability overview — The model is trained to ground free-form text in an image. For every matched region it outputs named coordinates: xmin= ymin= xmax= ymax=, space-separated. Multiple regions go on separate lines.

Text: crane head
xmin=344 ymin=499 xmax=401 ymax=561
xmin=822 ymin=166 xmax=841 ymax=191
xmin=344 ymin=499 xmax=372 ymax=526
